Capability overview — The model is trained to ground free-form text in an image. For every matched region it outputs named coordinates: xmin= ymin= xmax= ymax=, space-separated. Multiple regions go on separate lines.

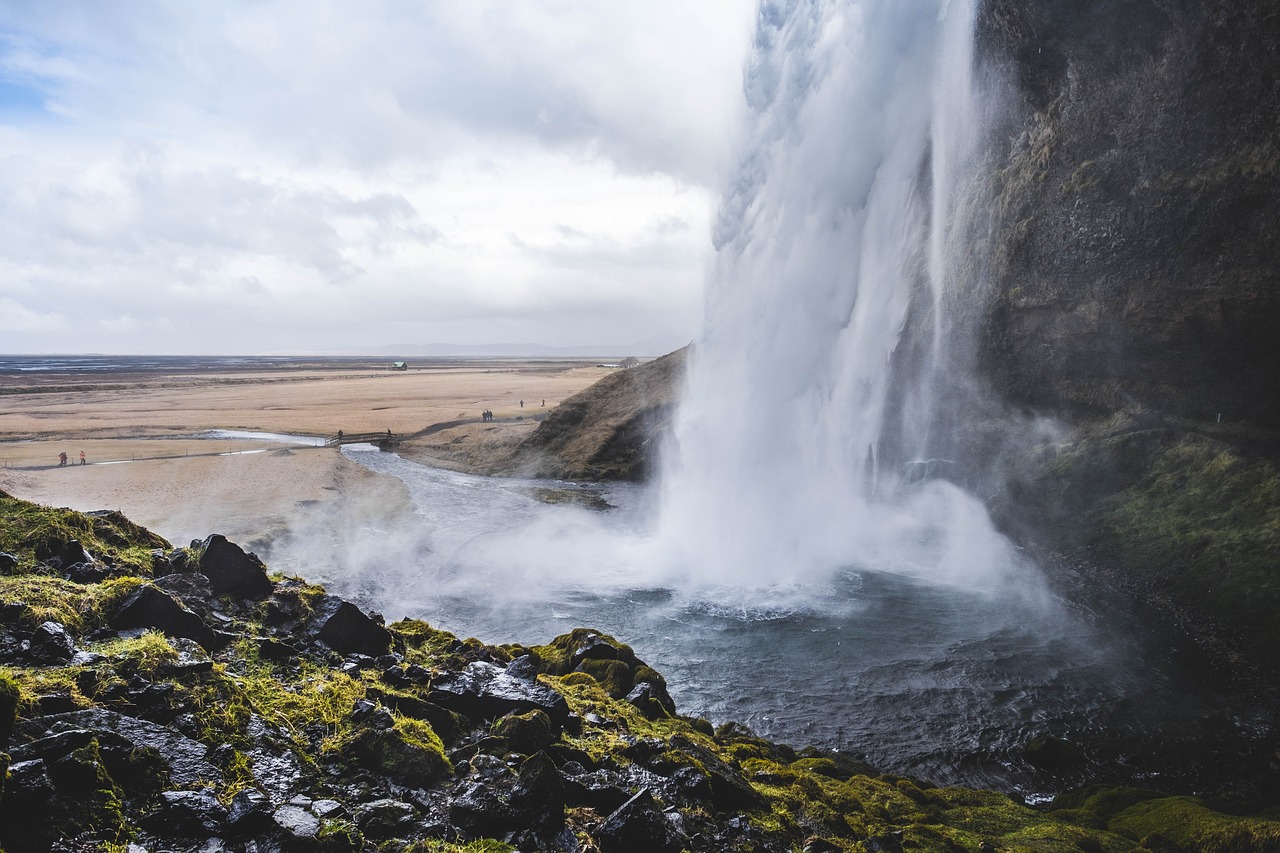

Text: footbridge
xmin=323 ymin=431 xmax=403 ymax=449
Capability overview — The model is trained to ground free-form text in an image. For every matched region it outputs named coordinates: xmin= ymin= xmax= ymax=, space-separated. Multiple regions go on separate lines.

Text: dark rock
xmin=110 ymin=585 xmax=218 ymax=651
xmin=34 ymin=692 xmax=78 ymax=714
xmin=573 ymin=632 xmax=634 ymax=666
xmin=0 ymin=759 xmax=59 ymax=851
xmin=450 ymin=780 xmax=523 ymax=835
xmin=561 ymin=769 xmax=633 ymax=814
xmin=255 ymin=636 xmax=299 ymax=661
xmin=9 ymin=728 xmax=98 ymax=762
xmin=273 ymin=802 xmax=320 ymax=840
xmin=15 ymin=708 xmax=217 ymax=785
xmin=64 ymin=562 xmax=109 ymax=584
xmin=1025 ymin=735 xmax=1085 ymax=770
xmin=668 ymin=735 xmax=764 ymax=813
xmin=227 ymin=790 xmax=274 ymax=836
xmin=144 ymin=789 xmax=227 ymax=837
xmin=512 ymin=751 xmax=566 ymax=834
xmin=156 ymin=637 xmax=215 ymax=677
xmin=29 ymin=621 xmax=75 ymax=662
xmin=431 ymin=658 xmax=570 ymax=724
xmin=197 ymin=534 xmax=273 ymax=599
xmin=308 ymin=595 xmax=392 ymax=657
xmin=625 ymin=682 xmax=670 ymax=720
xmin=348 ymin=725 xmax=450 ymax=788
xmin=356 ymin=798 xmax=416 ymax=838
xmin=35 ymin=538 xmax=90 ymax=570
xmin=311 ymin=798 xmax=346 ymax=819
xmin=0 ymin=552 xmax=18 ymax=573
xmin=595 ymin=789 xmax=686 ymax=853
xmin=154 ymin=571 xmax=214 ymax=606
xmin=493 ymin=708 xmax=556 ymax=754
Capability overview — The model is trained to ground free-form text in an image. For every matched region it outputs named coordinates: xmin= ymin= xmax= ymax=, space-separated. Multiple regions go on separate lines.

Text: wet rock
xmin=493 ymin=708 xmax=556 ymax=754
xmin=450 ymin=779 xmax=523 ymax=835
xmin=311 ymin=799 xmax=346 ymax=819
xmin=348 ymin=725 xmax=451 ymax=788
xmin=254 ymin=636 xmax=299 ymax=661
xmin=245 ymin=714 xmax=305 ymax=804
xmin=16 ymin=708 xmax=217 ymax=785
xmin=625 ymin=682 xmax=670 ymax=720
xmin=197 ymin=534 xmax=273 ymax=599
xmin=65 ymin=561 xmax=109 ymax=584
xmin=431 ymin=657 xmax=569 ymax=725
xmin=154 ymin=571 xmax=214 ymax=606
xmin=157 ymin=637 xmax=214 ymax=677
xmin=0 ymin=759 xmax=59 ymax=851
xmin=29 ymin=621 xmax=75 ymax=662
xmin=0 ymin=552 xmax=18 ymax=573
xmin=669 ymin=735 xmax=764 ymax=813
xmin=1025 ymin=734 xmax=1086 ymax=770
xmin=573 ymin=632 xmax=636 ymax=666
xmin=356 ymin=798 xmax=416 ymax=838
xmin=512 ymin=751 xmax=566 ymax=834
xmin=273 ymin=802 xmax=320 ymax=840
xmin=35 ymin=538 xmax=91 ymax=570
xmin=110 ymin=585 xmax=218 ymax=651
xmin=145 ymin=789 xmax=227 ymax=837
xmin=561 ymin=768 xmax=634 ymax=814
xmin=308 ymin=595 xmax=392 ymax=657
xmin=595 ymin=789 xmax=686 ymax=853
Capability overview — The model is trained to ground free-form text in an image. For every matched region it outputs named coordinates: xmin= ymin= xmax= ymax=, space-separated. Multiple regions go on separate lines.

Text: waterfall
xmin=658 ymin=0 xmax=1024 ymax=594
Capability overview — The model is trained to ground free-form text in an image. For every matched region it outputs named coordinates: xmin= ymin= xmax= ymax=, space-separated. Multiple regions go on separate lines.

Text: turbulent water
xmin=303 ymin=446 xmax=1266 ymax=798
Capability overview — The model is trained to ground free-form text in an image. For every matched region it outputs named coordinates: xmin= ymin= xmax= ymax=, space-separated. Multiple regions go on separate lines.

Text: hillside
xmin=3 ymin=492 xmax=1280 ymax=851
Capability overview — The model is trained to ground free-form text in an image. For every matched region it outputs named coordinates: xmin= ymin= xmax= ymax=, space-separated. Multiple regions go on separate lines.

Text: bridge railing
xmin=324 ymin=432 xmax=402 ymax=448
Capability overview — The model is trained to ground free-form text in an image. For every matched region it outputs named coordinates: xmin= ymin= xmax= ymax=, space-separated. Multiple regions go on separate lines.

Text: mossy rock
xmin=1109 ymin=796 xmax=1280 ymax=852
xmin=0 ymin=669 xmax=18 ymax=747
xmin=574 ymin=658 xmax=633 ymax=699
xmin=492 ymin=709 xmax=556 ymax=755
xmin=349 ymin=717 xmax=451 ymax=788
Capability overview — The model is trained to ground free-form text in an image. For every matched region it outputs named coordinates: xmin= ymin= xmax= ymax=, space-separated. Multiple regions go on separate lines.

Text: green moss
xmin=1110 ymin=796 xmax=1280 ymax=852
xmin=0 ymin=494 xmax=164 ymax=576
xmin=0 ymin=669 xmax=18 ymax=744
xmin=0 ymin=575 xmax=145 ymax=634
xmin=574 ymin=658 xmax=632 ymax=698
xmin=1092 ymin=435 xmax=1280 ymax=650
xmin=403 ymin=840 xmax=516 ymax=853
xmin=316 ymin=819 xmax=364 ymax=851
xmin=491 ymin=709 xmax=555 ymax=754
xmin=528 ymin=628 xmax=635 ymax=676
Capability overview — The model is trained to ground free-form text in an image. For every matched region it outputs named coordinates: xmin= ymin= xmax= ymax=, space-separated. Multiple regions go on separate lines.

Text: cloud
xmin=0 ymin=1 xmax=754 ymax=353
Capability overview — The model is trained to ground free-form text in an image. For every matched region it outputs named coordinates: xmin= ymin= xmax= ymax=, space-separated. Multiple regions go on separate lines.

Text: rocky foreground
xmin=3 ymin=491 xmax=1280 ymax=852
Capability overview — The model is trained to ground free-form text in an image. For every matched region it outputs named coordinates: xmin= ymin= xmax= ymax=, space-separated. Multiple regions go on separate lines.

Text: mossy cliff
xmin=947 ymin=0 xmax=1280 ymax=669
xmin=4 ymin=492 xmax=1280 ymax=851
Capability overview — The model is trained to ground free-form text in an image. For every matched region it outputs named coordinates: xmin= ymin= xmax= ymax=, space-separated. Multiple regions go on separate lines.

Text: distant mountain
xmin=334 ymin=338 xmax=689 ymax=359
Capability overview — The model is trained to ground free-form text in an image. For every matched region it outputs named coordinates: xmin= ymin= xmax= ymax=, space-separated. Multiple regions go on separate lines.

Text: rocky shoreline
xmin=3 ymin=490 xmax=1280 ymax=852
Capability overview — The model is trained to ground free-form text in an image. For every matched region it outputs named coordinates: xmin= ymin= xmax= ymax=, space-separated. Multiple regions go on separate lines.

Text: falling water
xmin=658 ymin=0 xmax=1018 ymax=594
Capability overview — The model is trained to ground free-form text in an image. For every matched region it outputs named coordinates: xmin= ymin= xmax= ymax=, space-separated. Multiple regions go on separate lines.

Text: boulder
xmin=144 ymin=789 xmax=227 ymax=837
xmin=595 ymin=789 xmax=686 ymax=853
xmin=197 ymin=534 xmax=273 ymax=598
xmin=431 ymin=657 xmax=569 ymax=724
xmin=34 ymin=538 xmax=91 ymax=570
xmin=29 ymin=621 xmax=75 ymax=662
xmin=624 ymin=682 xmax=670 ymax=720
xmin=668 ymin=735 xmax=764 ymax=813
xmin=15 ymin=708 xmax=217 ymax=786
xmin=356 ymin=799 xmax=416 ymax=838
xmin=0 ymin=552 xmax=18 ymax=573
xmin=110 ymin=585 xmax=218 ymax=651
xmin=273 ymin=802 xmax=321 ymax=840
xmin=227 ymin=789 xmax=274 ymax=836
xmin=308 ymin=595 xmax=392 ymax=657
xmin=511 ymin=751 xmax=566 ymax=834
xmin=493 ymin=708 xmax=556 ymax=754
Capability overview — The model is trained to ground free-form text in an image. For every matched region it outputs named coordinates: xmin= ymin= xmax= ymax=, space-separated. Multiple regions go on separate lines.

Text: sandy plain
xmin=0 ymin=358 xmax=609 ymax=550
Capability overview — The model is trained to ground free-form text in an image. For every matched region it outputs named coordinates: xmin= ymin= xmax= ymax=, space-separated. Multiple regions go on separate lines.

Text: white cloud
xmin=0 ymin=0 xmax=755 ymax=353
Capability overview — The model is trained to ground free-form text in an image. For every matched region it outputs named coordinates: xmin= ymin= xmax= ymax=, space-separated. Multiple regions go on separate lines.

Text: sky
xmin=0 ymin=1 xmax=756 ymax=354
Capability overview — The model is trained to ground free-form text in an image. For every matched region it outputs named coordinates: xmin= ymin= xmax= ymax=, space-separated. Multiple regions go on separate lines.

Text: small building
xmin=391 ymin=361 xmax=407 ymax=371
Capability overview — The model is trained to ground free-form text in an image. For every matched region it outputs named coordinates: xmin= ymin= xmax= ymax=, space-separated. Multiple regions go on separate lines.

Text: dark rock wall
xmin=975 ymin=0 xmax=1280 ymax=426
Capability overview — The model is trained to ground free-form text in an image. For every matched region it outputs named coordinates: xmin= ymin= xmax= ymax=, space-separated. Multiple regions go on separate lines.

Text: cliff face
xmin=976 ymin=0 xmax=1280 ymax=425
xmin=961 ymin=0 xmax=1280 ymax=661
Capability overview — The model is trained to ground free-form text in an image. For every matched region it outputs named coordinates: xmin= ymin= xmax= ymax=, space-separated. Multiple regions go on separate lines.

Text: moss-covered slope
xmin=2 ymin=492 xmax=1279 ymax=851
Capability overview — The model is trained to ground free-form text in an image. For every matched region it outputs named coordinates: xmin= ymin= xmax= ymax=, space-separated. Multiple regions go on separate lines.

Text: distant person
xmin=79 ymin=451 xmax=85 ymax=465
xmin=58 ymin=451 xmax=67 ymax=467
xmin=541 ymin=399 xmax=545 ymax=407
xmin=337 ymin=430 xmax=343 ymax=441
xmin=519 ymin=399 xmax=524 ymax=408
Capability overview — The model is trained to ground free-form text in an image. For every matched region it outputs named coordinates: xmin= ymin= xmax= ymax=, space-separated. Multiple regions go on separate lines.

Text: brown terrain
xmin=0 ymin=357 xmax=616 ymax=548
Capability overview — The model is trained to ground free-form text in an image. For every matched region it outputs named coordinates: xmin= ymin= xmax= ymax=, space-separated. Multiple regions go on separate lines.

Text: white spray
xmin=657 ymin=0 xmax=1026 ymax=595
